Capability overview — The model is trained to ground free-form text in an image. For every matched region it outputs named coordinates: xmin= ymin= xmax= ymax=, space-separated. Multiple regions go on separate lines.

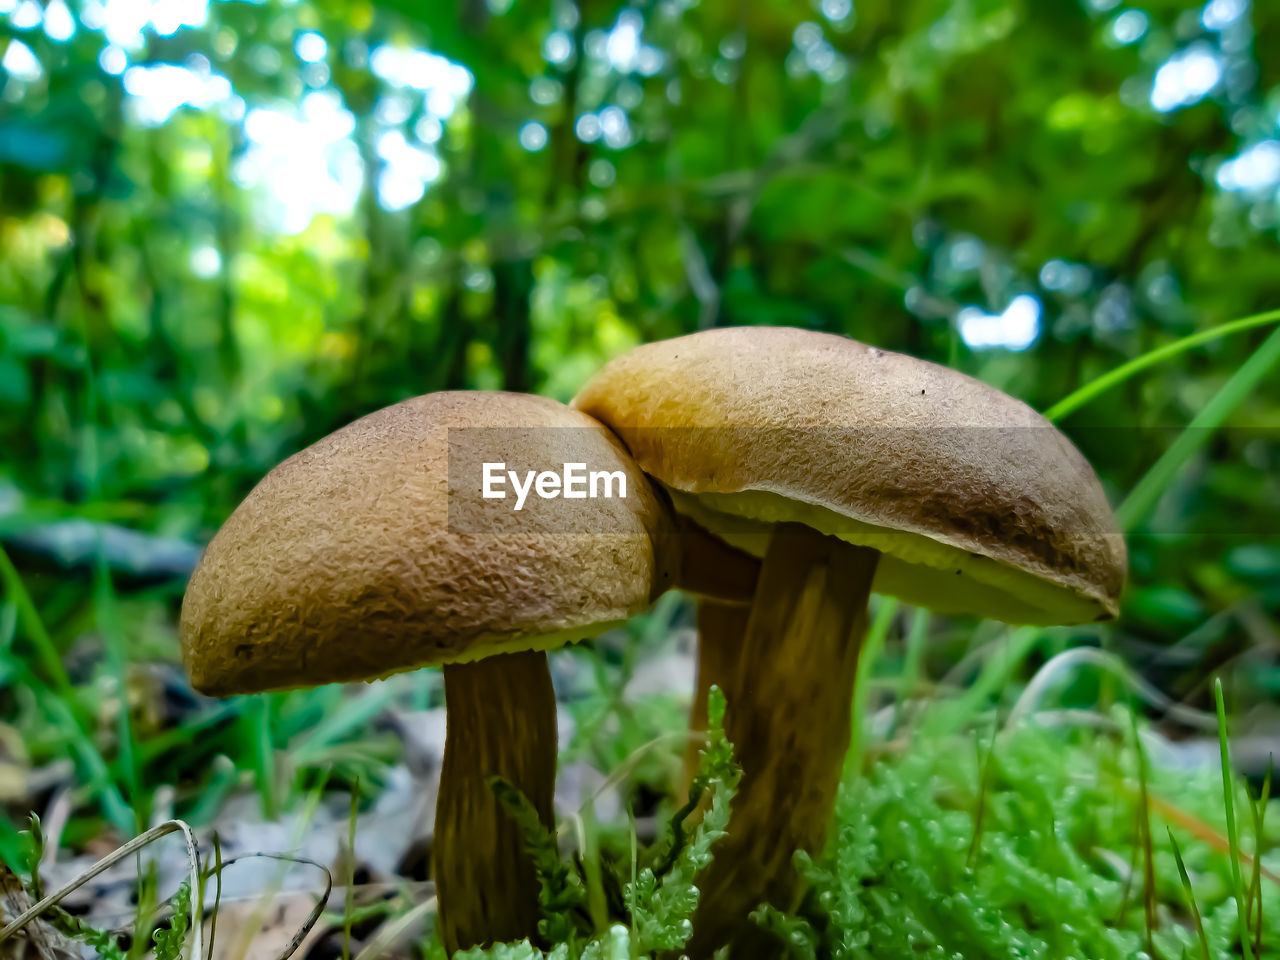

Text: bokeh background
xmin=1 ymin=0 xmax=1279 ymax=954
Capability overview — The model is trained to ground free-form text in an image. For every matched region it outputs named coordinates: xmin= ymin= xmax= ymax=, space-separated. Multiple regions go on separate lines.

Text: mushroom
xmin=573 ymin=326 xmax=1127 ymax=956
xmin=680 ymin=600 xmax=751 ymax=802
xmin=179 ymin=391 xmax=674 ymax=953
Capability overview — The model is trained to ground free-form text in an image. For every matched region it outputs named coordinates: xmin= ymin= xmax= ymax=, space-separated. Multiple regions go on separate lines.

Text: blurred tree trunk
xmin=461 ymin=0 xmax=535 ymax=392
xmin=544 ymin=5 xmax=590 ymax=209
xmin=494 ymin=260 xmax=533 ymax=393
xmin=428 ymin=284 xmax=471 ymax=390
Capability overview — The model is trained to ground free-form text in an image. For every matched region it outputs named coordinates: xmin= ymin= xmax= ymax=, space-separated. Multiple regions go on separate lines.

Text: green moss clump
xmin=467 ymin=702 xmax=1278 ymax=960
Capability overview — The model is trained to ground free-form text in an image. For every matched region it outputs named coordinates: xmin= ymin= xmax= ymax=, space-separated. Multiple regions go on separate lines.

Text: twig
xmin=0 ymin=820 xmax=203 ymax=960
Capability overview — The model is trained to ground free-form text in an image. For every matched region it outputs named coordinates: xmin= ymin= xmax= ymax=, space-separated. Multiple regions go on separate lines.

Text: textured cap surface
xmin=573 ymin=326 xmax=1126 ymax=625
xmin=181 ymin=391 xmax=669 ymax=695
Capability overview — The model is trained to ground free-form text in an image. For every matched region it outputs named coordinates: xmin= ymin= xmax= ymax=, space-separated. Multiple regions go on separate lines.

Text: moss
xmin=464 ymin=703 xmax=1279 ymax=960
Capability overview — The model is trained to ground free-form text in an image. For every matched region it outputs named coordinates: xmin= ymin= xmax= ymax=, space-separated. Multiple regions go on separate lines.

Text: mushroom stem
xmin=434 ymin=649 xmax=557 ymax=954
xmin=675 ymin=516 xmax=761 ymax=604
xmin=686 ymin=524 xmax=878 ymax=960
xmin=681 ymin=601 xmax=751 ymax=802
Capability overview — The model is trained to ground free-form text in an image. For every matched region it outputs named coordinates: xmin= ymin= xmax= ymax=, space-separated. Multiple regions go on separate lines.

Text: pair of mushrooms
xmin=181 ymin=327 xmax=1125 ymax=956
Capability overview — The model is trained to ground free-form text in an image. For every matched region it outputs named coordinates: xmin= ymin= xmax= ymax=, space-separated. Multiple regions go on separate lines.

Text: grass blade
xmin=966 ymin=724 xmax=997 ymax=869
xmin=1214 ymin=678 xmax=1255 ymax=960
xmin=847 ymin=598 xmax=898 ymax=775
xmin=1248 ymin=758 xmax=1271 ymax=956
xmin=343 ymin=781 xmax=358 ymax=960
xmin=1131 ymin=714 xmax=1157 ymax=950
xmin=1044 ymin=308 xmax=1280 ymax=422
xmin=1168 ymin=828 xmax=1211 ymax=960
xmin=291 ymin=683 xmax=399 ymax=766
xmin=1116 ymin=323 xmax=1280 ymax=532
xmin=891 ymin=608 xmax=931 ymax=736
xmin=94 ymin=547 xmax=140 ymax=829
xmin=246 ymin=695 xmax=278 ymax=820
xmin=0 ymin=544 xmax=72 ymax=696
xmin=206 ymin=834 xmax=223 ymax=960
xmin=926 ymin=626 xmax=1041 ymax=735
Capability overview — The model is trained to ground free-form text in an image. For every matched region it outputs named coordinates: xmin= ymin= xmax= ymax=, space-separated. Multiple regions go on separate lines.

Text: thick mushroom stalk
xmin=672 ymin=522 xmax=759 ymax=801
xmin=434 ymin=650 xmax=557 ymax=954
xmin=685 ymin=524 xmax=877 ymax=960
xmin=673 ymin=515 xmax=761 ymax=605
xmin=681 ymin=601 xmax=750 ymax=801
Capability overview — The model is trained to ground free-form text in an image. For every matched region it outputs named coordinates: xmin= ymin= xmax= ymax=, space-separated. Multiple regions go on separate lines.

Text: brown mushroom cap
xmin=181 ymin=391 xmax=670 ymax=696
xmin=573 ymin=326 xmax=1126 ymax=625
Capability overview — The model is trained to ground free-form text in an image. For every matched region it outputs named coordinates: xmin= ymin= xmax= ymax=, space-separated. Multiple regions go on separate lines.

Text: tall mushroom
xmin=574 ymin=326 xmax=1127 ymax=957
xmin=180 ymin=391 xmax=674 ymax=953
